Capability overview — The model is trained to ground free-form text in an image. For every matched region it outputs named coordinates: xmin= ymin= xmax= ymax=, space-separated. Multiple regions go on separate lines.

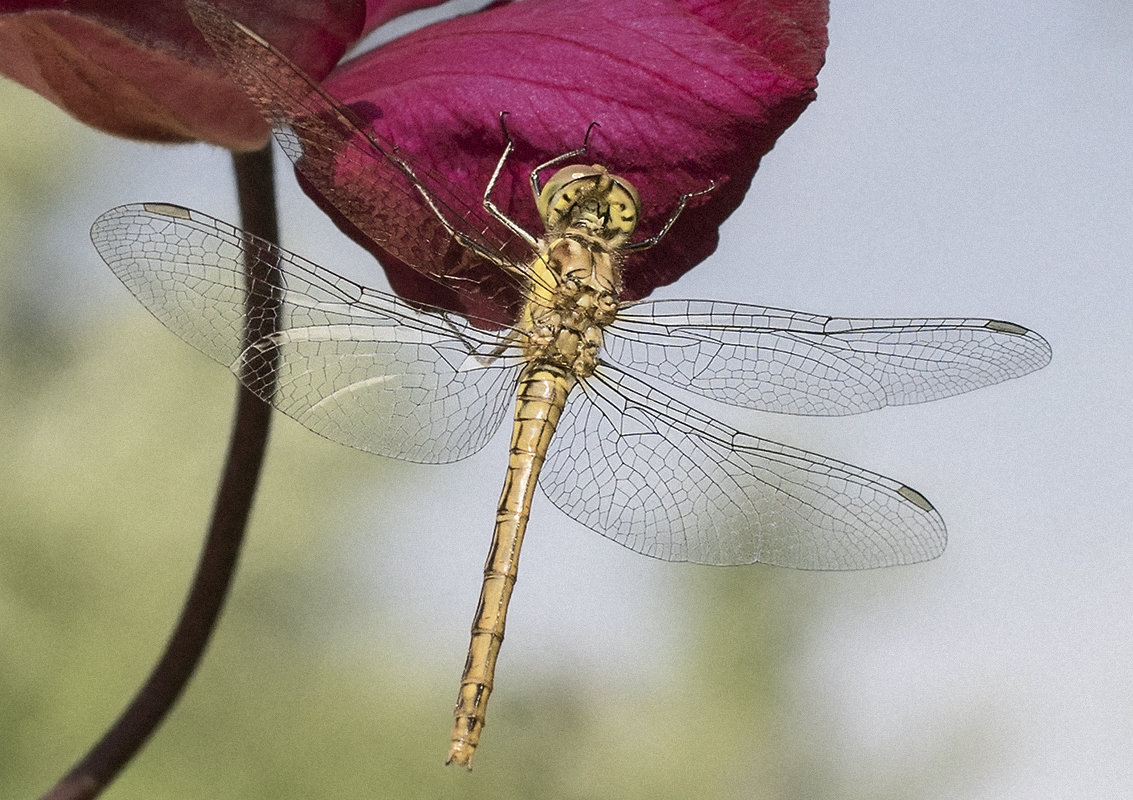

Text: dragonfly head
xmin=537 ymin=164 xmax=641 ymax=245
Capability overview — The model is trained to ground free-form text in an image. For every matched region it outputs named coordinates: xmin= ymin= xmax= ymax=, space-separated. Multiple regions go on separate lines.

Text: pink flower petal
xmin=0 ymin=0 xmax=367 ymax=148
xmin=310 ymin=0 xmax=827 ymax=318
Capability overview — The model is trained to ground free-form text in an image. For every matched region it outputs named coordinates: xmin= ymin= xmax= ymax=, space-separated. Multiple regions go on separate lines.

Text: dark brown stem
xmin=40 ymin=145 xmax=279 ymax=800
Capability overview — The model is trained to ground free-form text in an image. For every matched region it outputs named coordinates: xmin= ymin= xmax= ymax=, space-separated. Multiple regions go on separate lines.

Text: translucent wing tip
xmin=186 ymin=1 xmax=293 ymax=87
xmin=987 ymin=317 xmax=1052 ymax=344
xmin=186 ymin=1 xmax=241 ymax=37
xmin=985 ymin=318 xmax=1053 ymax=369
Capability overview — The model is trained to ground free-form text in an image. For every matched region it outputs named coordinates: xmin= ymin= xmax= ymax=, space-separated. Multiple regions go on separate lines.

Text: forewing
xmin=540 ymin=366 xmax=946 ymax=568
xmin=187 ymin=1 xmax=526 ymax=310
xmin=92 ymin=204 xmax=518 ymax=463
xmin=606 ymin=299 xmax=1051 ymax=415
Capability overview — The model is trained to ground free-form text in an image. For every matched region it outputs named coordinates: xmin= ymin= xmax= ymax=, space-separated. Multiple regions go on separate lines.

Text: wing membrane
xmin=187 ymin=1 xmax=528 ymax=309
xmin=92 ymin=204 xmax=519 ymax=463
xmin=606 ymin=299 xmax=1052 ymax=415
xmin=540 ymin=365 xmax=946 ymax=568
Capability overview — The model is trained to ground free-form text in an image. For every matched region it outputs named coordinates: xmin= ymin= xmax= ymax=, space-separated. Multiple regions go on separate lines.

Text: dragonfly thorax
xmin=537 ymin=164 xmax=641 ymax=245
xmin=523 ymin=233 xmax=621 ymax=378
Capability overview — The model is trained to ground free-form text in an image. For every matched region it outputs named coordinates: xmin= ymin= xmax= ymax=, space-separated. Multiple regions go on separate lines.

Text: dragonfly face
xmin=93 ymin=1 xmax=1053 ymax=771
xmin=537 ymin=164 xmax=642 ymax=244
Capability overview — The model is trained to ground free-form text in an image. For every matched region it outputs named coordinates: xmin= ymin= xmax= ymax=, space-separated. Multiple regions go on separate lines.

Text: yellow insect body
xmin=448 ymin=166 xmax=640 ymax=767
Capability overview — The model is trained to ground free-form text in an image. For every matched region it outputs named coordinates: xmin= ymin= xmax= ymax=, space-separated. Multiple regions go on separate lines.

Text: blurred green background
xmin=4 ymin=2 xmax=1131 ymax=798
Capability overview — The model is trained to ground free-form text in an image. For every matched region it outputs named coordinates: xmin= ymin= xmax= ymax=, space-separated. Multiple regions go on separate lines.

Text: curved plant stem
xmin=41 ymin=145 xmax=280 ymax=800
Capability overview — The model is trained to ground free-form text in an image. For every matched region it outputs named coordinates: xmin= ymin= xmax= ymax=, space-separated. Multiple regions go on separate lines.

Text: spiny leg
xmin=482 ymin=114 xmax=602 ymax=244
xmin=480 ymin=113 xmax=539 ymax=249
xmin=623 ymin=180 xmax=716 ymax=252
xmin=528 ymin=120 xmax=600 ymax=200
xmin=387 ymin=147 xmax=515 ymax=269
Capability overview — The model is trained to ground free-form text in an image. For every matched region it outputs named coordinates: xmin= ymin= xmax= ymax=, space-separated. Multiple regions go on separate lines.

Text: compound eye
xmin=605 ymin=180 xmax=641 ymax=238
xmin=537 ymin=165 xmax=602 ymax=225
xmin=536 ymin=163 xmax=643 ymax=240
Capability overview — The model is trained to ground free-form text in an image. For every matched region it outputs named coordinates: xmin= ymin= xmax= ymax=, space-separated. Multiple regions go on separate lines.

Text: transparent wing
xmin=540 ymin=365 xmax=946 ymax=568
xmin=188 ymin=1 xmax=529 ymax=309
xmin=91 ymin=203 xmax=520 ymax=463
xmin=606 ymin=299 xmax=1052 ymax=416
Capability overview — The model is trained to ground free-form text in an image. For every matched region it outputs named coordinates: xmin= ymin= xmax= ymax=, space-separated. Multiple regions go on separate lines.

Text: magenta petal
xmin=316 ymin=0 xmax=827 ymax=314
xmin=0 ymin=0 xmax=366 ymax=148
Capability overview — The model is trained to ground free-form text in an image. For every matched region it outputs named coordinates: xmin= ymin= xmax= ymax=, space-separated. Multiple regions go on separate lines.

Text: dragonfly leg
xmin=477 ymin=112 xmax=558 ymax=252
xmin=527 ymin=120 xmax=600 ymax=200
xmin=623 ymin=180 xmax=716 ymax=252
xmin=481 ymin=113 xmax=540 ymax=249
xmin=387 ymin=148 xmax=516 ymax=269
xmin=482 ymin=114 xmax=600 ymax=247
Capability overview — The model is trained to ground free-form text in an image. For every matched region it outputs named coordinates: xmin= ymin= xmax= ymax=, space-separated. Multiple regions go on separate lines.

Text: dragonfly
xmin=92 ymin=3 xmax=1052 ymax=768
